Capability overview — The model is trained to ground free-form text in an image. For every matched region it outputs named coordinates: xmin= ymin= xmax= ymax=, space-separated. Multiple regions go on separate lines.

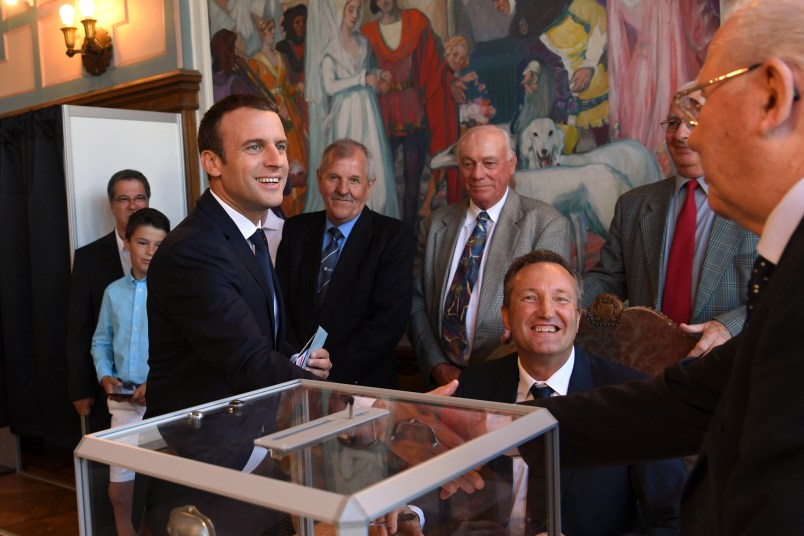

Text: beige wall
xmin=0 ymin=0 xmax=182 ymax=115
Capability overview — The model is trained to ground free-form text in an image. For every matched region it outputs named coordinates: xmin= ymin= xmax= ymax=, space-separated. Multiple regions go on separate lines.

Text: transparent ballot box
xmin=75 ymin=380 xmax=560 ymax=535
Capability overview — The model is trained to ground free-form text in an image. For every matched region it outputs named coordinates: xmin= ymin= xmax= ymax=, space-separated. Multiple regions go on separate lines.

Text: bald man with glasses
xmin=582 ymin=95 xmax=758 ymax=357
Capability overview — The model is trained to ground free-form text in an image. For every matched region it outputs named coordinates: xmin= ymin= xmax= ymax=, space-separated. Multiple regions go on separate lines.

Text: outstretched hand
xmin=379 ymin=379 xmax=487 ymax=499
xmin=680 ymin=319 xmax=731 ymax=356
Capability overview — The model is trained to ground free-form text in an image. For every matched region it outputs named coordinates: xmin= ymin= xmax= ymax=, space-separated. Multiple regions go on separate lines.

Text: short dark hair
xmin=503 ymin=250 xmax=582 ymax=308
xmin=369 ymin=0 xmax=398 ymax=15
xmin=107 ymin=169 xmax=150 ymax=201
xmin=125 ymin=207 xmax=170 ymax=240
xmin=281 ymin=4 xmax=307 ymax=38
xmin=198 ymin=94 xmax=280 ymax=163
xmin=319 ymin=138 xmax=374 ymax=181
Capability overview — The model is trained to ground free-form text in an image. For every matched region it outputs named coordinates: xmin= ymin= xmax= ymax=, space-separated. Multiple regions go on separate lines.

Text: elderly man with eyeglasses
xmin=582 ymin=94 xmax=758 ymax=357
xmin=507 ymin=1 xmax=804 ymax=533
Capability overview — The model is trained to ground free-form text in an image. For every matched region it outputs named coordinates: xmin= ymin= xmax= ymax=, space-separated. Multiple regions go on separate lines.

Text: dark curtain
xmin=0 ymin=105 xmax=78 ymax=436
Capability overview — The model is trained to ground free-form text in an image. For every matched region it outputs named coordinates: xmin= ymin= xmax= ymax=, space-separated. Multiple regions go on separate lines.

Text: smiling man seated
xmin=453 ymin=250 xmax=688 ymax=536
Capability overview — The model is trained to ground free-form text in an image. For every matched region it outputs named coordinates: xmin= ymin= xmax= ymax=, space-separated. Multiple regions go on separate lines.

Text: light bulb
xmin=59 ymin=4 xmax=76 ymax=27
xmin=78 ymin=0 xmax=93 ymax=18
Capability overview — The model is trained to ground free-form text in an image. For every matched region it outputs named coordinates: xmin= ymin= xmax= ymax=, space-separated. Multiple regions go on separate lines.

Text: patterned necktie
xmin=248 ymin=230 xmax=279 ymax=341
xmin=441 ymin=211 xmax=491 ymax=366
xmin=745 ymin=255 xmax=774 ymax=325
xmin=317 ymin=227 xmax=343 ymax=306
xmin=529 ymin=382 xmax=554 ymax=400
xmin=663 ymin=180 xmax=699 ymax=324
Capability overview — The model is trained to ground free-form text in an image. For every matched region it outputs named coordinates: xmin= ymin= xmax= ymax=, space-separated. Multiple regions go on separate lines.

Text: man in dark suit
xmin=454 ymin=250 xmax=686 ymax=535
xmin=67 ymin=169 xmax=151 ymax=433
xmin=145 ymin=94 xmax=331 ymax=418
xmin=583 ymin=98 xmax=758 ymax=357
xmin=510 ymin=3 xmax=804 ymax=533
xmin=410 ymin=125 xmax=571 ymax=387
xmin=139 ymin=94 xmax=333 ymax=534
xmin=276 ymin=139 xmax=414 ymax=388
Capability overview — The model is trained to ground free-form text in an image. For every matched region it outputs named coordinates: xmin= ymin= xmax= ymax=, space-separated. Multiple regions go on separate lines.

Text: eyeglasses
xmin=113 ymin=195 xmax=148 ymax=204
xmin=659 ymin=118 xmax=694 ymax=133
xmin=674 ymin=63 xmax=801 ymax=127
xmin=673 ymin=64 xmax=761 ymax=127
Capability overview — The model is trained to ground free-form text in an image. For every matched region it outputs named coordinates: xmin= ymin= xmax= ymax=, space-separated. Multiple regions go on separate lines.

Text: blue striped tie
xmin=317 ymin=227 xmax=343 ymax=306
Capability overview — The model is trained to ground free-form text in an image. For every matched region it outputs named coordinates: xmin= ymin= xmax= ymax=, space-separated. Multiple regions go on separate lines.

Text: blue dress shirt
xmin=91 ymin=273 xmax=150 ymax=385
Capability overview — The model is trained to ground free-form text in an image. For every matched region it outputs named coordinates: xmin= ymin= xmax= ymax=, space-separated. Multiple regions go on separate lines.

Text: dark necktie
xmin=663 ymin=180 xmax=699 ymax=324
xmin=529 ymin=382 xmax=554 ymax=400
xmin=317 ymin=227 xmax=343 ymax=306
xmin=442 ymin=211 xmax=491 ymax=366
xmin=524 ymin=381 xmax=554 ymax=533
xmin=248 ymin=230 xmax=279 ymax=340
xmin=746 ymin=255 xmax=774 ymax=325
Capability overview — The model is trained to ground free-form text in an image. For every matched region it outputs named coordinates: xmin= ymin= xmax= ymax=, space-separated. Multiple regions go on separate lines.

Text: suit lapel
xmin=477 ymin=192 xmax=521 ymax=340
xmin=641 ymin=181 xmax=674 ymax=308
xmin=693 ymin=216 xmax=742 ymax=315
xmin=320 ymin=208 xmax=373 ymax=317
xmin=483 ymin=355 xmax=520 ymax=522
xmin=558 ymin=349 xmax=597 ymax=498
xmin=301 ymin=213 xmax=326 ymax=326
xmin=100 ymin=231 xmax=124 ymax=276
xmin=432 ymin=202 xmax=467 ymax=323
xmin=197 ymin=191 xmax=278 ymax=338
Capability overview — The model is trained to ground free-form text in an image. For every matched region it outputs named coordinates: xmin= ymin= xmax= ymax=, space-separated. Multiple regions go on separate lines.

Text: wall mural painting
xmin=208 ymin=0 xmax=720 ymax=271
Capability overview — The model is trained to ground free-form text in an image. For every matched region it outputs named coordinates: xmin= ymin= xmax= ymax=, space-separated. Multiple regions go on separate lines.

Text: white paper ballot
xmin=292 ymin=326 xmax=328 ymax=369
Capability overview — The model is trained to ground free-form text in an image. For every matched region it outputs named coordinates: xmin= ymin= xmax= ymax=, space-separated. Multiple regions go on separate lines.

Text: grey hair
xmin=456 ymin=125 xmax=516 ymax=161
xmin=319 ymin=138 xmax=375 ymax=182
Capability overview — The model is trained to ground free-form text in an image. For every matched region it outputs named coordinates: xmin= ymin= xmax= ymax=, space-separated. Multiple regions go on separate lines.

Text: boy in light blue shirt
xmin=91 ymin=207 xmax=169 ymax=536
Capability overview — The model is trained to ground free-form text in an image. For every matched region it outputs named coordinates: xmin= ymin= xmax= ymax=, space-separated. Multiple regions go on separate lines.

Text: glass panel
xmin=103 ymin=383 xmax=531 ymax=495
xmin=77 ymin=380 xmax=557 ymax=534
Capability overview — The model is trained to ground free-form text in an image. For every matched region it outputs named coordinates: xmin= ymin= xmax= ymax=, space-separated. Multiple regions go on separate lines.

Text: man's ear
xmin=501 ymin=305 xmax=510 ymax=331
xmin=758 ymin=58 xmax=798 ymax=134
xmin=200 ymin=150 xmax=222 ymax=178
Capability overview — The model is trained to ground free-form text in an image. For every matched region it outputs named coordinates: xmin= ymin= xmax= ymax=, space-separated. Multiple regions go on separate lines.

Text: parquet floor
xmin=0 ymin=436 xmax=79 ymax=536
xmin=0 ymin=470 xmax=79 ymax=536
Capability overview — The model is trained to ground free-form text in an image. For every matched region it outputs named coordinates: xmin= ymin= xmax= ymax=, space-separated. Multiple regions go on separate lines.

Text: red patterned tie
xmin=663 ymin=180 xmax=699 ymax=324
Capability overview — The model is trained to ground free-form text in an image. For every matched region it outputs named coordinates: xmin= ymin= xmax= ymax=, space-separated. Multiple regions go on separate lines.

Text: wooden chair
xmin=576 ymin=294 xmax=697 ymax=377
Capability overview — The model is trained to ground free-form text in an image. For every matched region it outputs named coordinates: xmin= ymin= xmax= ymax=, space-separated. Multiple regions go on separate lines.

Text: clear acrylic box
xmin=75 ymin=379 xmax=560 ymax=535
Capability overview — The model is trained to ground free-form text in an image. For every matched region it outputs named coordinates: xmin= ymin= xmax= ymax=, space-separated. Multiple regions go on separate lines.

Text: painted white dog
xmin=519 ymin=117 xmax=566 ymax=168
xmin=519 ymin=117 xmax=662 ymax=188
xmin=513 ymin=163 xmax=630 ymax=240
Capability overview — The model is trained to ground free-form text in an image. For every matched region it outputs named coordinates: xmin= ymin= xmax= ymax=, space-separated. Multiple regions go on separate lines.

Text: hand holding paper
xmin=292 ymin=326 xmax=331 ymax=379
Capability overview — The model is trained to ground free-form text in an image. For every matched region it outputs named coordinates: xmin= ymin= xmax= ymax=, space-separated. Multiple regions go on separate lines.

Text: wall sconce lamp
xmin=59 ymin=1 xmax=113 ymax=76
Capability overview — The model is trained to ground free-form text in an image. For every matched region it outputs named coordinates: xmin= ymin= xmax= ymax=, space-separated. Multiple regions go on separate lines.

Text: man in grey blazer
xmin=410 ymin=125 xmax=571 ymax=386
xmin=583 ymin=99 xmax=758 ymax=356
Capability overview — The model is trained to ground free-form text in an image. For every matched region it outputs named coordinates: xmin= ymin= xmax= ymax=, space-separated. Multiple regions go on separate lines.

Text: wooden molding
xmin=1 ymin=70 xmax=203 ymax=209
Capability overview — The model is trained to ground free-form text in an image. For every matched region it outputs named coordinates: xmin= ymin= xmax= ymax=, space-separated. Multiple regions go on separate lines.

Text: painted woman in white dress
xmin=305 ymin=0 xmax=399 ymax=218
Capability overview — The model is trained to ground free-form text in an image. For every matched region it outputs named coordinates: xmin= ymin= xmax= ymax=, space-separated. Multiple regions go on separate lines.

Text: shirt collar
xmin=673 ymin=175 xmax=709 ymax=196
xmin=325 ymin=210 xmax=362 ymax=241
xmin=517 ymin=346 xmax=575 ymax=397
xmin=126 ymin=271 xmax=147 ymax=284
xmin=758 ymin=176 xmax=804 ymax=264
xmin=210 ymin=189 xmax=262 ymax=240
xmin=262 ymin=209 xmax=284 ymax=232
xmin=465 ymin=187 xmax=509 ymax=228
xmin=115 ymin=229 xmax=126 ymax=254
